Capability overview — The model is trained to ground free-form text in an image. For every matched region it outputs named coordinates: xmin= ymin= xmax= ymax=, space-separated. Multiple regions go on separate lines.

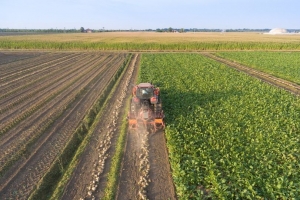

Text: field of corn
xmin=139 ymin=53 xmax=300 ymax=199
xmin=1 ymin=32 xmax=300 ymax=51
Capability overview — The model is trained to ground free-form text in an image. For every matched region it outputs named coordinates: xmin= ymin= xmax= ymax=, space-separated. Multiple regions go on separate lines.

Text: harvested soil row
xmin=0 ymin=51 xmax=45 ymax=65
xmin=201 ymin=52 xmax=300 ymax=95
xmin=0 ymin=53 xmax=103 ymax=121
xmin=118 ymin=129 xmax=176 ymax=199
xmin=0 ymin=54 xmax=116 ymax=136
xmin=117 ymin=127 xmax=145 ymax=200
xmin=137 ymin=130 xmax=151 ymax=199
xmin=0 ymin=53 xmax=94 ymax=114
xmin=62 ymin=54 xmax=138 ymax=200
xmin=86 ymin=53 xmax=137 ymax=200
xmin=0 ymin=54 xmax=124 ymax=174
xmin=82 ymin=60 xmax=134 ymax=200
xmin=0 ymin=52 xmax=72 ymax=80
xmin=0 ymin=53 xmax=82 ymax=94
xmin=0 ymin=53 xmax=127 ymax=199
xmin=0 ymin=52 xmax=84 ymax=100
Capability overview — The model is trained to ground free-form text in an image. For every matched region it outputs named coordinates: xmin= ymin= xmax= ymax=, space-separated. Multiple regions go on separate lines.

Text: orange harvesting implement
xmin=128 ymin=83 xmax=165 ymax=133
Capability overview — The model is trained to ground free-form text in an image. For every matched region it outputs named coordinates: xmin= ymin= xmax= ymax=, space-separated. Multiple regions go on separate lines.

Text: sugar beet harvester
xmin=128 ymin=83 xmax=165 ymax=133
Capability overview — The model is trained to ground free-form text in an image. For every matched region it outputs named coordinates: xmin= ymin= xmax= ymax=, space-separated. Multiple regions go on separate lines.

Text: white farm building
xmin=267 ymin=28 xmax=288 ymax=34
xmin=269 ymin=28 xmax=288 ymax=34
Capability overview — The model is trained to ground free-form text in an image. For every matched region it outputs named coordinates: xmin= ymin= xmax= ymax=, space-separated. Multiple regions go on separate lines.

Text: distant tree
xmin=168 ymin=27 xmax=173 ymax=32
xmin=180 ymin=28 xmax=184 ymax=33
xmin=80 ymin=27 xmax=85 ymax=33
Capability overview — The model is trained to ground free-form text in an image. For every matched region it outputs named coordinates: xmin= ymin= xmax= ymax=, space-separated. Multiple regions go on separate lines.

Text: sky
xmin=1 ymin=0 xmax=299 ymax=30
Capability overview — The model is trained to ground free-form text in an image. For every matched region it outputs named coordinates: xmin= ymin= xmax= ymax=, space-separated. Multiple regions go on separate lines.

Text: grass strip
xmin=28 ymin=54 xmax=132 ymax=200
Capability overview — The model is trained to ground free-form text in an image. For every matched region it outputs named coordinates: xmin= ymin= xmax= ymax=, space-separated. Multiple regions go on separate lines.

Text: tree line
xmin=1 ymin=28 xmax=299 ymax=33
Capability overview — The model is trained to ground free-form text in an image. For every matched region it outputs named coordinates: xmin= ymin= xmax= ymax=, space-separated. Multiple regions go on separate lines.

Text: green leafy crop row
xmin=139 ymin=53 xmax=300 ymax=199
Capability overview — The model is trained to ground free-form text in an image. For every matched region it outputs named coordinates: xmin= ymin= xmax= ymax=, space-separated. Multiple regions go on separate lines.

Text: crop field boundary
xmin=201 ymin=52 xmax=300 ymax=96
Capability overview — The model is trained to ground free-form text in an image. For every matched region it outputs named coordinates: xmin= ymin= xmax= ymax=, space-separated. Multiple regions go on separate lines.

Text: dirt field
xmin=0 ymin=51 xmax=126 ymax=198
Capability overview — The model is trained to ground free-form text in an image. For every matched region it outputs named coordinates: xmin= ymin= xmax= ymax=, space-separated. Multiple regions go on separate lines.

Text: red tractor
xmin=128 ymin=82 xmax=165 ymax=133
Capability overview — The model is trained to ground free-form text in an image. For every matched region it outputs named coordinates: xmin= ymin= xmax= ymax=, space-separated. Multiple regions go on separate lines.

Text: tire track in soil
xmin=117 ymin=128 xmax=151 ymax=200
xmin=62 ymin=54 xmax=138 ymax=200
xmin=147 ymin=131 xmax=177 ymax=199
xmin=117 ymin=130 xmax=176 ymax=200
xmin=0 ymin=53 xmax=127 ymax=199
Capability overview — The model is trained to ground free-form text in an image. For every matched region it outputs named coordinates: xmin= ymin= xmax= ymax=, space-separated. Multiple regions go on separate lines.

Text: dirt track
xmin=117 ymin=128 xmax=176 ymax=200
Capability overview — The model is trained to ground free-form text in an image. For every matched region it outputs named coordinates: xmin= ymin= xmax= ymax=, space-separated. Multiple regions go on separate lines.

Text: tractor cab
xmin=135 ymin=83 xmax=154 ymax=99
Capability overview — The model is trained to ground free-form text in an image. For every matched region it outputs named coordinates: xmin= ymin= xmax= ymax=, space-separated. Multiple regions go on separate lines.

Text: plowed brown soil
xmin=0 ymin=51 xmax=127 ymax=199
xmin=61 ymin=54 xmax=138 ymax=199
xmin=117 ymin=129 xmax=176 ymax=200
